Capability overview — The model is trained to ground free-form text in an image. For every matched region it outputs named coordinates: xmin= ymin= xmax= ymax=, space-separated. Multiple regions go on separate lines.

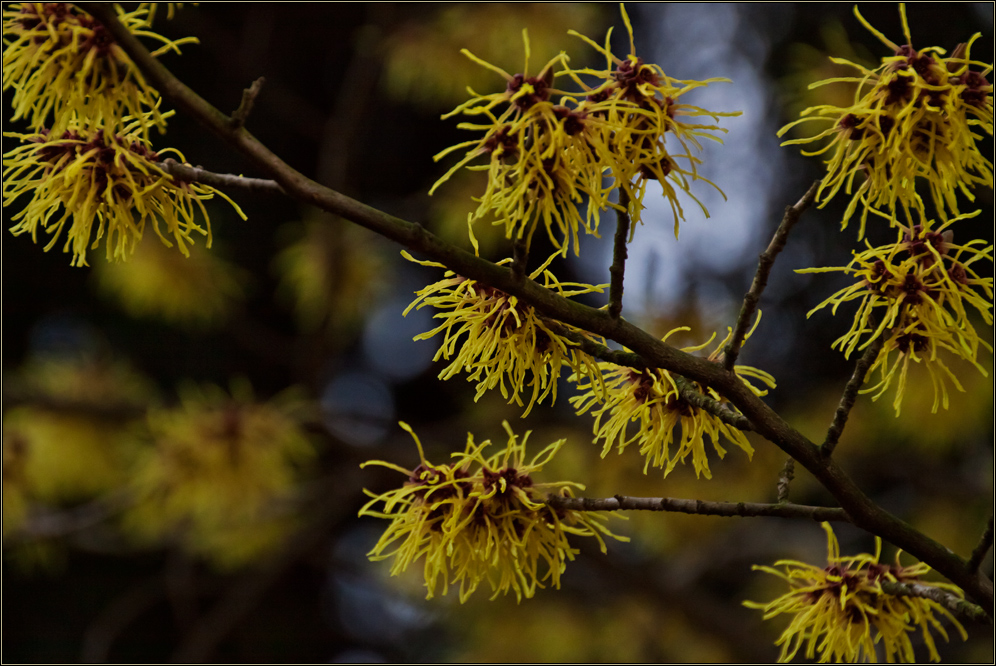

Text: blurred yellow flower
xmin=570 ymin=324 xmax=774 ymax=479
xmin=123 ymin=382 xmax=316 ymax=569
xmin=95 ymin=233 xmax=246 ymax=328
xmin=273 ymin=216 xmax=390 ymax=338
xmin=1 ymin=2 xmax=196 ymax=134
xmin=3 ymin=113 xmax=245 ymax=266
xmin=745 ymin=522 xmax=967 ymax=663
xmin=359 ymin=421 xmax=625 ymax=602
xmin=2 ymin=357 xmax=154 ymax=535
xmin=403 ymin=251 xmax=605 ymax=417
xmin=779 ymin=5 xmax=994 ymax=237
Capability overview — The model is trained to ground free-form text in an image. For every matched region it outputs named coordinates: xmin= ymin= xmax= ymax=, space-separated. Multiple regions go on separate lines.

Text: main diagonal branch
xmin=80 ymin=3 xmax=994 ymax=612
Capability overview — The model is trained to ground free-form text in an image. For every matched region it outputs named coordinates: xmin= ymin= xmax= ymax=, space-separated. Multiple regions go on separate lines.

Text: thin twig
xmin=724 ymin=181 xmax=820 ymax=370
xmin=79 ymin=3 xmax=995 ymax=611
xmin=161 ymin=159 xmax=285 ymax=195
xmin=777 ymin=457 xmax=796 ymax=503
xmin=81 ymin=576 xmax=166 ymax=662
xmin=821 ymin=328 xmax=887 ymax=456
xmin=880 ymin=581 xmax=993 ymax=625
xmin=967 ymin=517 xmax=995 ymax=574
xmin=512 ymin=235 xmax=529 ymax=282
xmin=547 ymin=494 xmax=849 ymax=522
xmin=673 ymin=375 xmax=755 ymax=432
xmin=608 ymin=190 xmax=632 ymax=319
xmin=15 ymin=492 xmax=132 ymax=539
xmin=230 ymin=76 xmax=265 ymax=129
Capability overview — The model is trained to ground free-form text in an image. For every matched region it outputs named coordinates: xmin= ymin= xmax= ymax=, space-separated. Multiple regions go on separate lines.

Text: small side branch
xmin=880 ymin=581 xmax=993 ymax=625
xmin=15 ymin=493 xmax=131 ymax=539
xmin=673 ymin=375 xmax=754 ymax=432
xmin=548 ymin=494 xmax=849 ymax=522
xmin=230 ymin=77 xmax=265 ymax=129
xmin=777 ymin=457 xmax=796 ymax=503
xmin=161 ymin=159 xmax=285 ymax=195
xmin=724 ymin=180 xmax=820 ymax=370
xmin=511 ymin=236 xmax=529 ymax=282
xmin=821 ymin=331 xmax=886 ymax=456
xmin=967 ymin=517 xmax=995 ymax=574
xmin=608 ymin=191 xmax=632 ymax=319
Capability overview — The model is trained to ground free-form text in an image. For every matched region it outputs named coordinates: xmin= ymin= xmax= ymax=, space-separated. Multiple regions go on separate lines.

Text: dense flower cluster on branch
xmin=2 ymin=2 xmax=241 ymax=265
xmin=787 ymin=6 xmax=994 ymax=419
xmin=3 ymin=114 xmax=244 ymax=266
xmin=403 ymin=251 xmax=606 ymax=417
xmin=2 ymin=2 xmax=194 ymax=135
xmin=800 ymin=212 xmax=993 ymax=414
xmin=430 ymin=4 xmax=737 ymax=255
xmin=779 ymin=5 xmax=993 ymax=237
xmin=745 ymin=522 xmax=968 ymax=663
xmin=570 ymin=324 xmax=775 ymax=478
xmin=359 ymin=422 xmax=625 ymax=602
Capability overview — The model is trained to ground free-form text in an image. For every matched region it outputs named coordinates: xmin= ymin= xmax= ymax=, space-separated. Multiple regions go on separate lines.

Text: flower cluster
xmin=2 ymin=2 xmax=193 ymax=135
xmin=570 ymin=325 xmax=775 ymax=479
xmin=4 ymin=115 xmax=244 ymax=266
xmin=792 ymin=5 xmax=994 ymax=418
xmin=431 ymin=4 xmax=737 ymax=255
xmin=802 ymin=213 xmax=993 ymax=414
xmin=780 ymin=5 xmax=993 ymax=237
xmin=744 ymin=522 xmax=968 ymax=663
xmin=2 ymin=3 xmax=241 ymax=266
xmin=359 ymin=422 xmax=625 ymax=602
xmin=123 ymin=383 xmax=316 ymax=569
xmin=403 ymin=251 xmax=605 ymax=417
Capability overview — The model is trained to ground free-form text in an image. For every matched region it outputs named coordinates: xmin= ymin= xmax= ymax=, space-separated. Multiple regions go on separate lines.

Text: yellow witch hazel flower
xmin=3 ymin=111 xmax=245 ymax=266
xmin=359 ymin=421 xmax=626 ymax=602
xmin=430 ymin=31 xmax=613 ymax=255
xmin=780 ymin=4 xmax=994 ymax=237
xmin=431 ymin=4 xmax=737 ymax=254
xmin=2 ymin=2 xmax=196 ymax=135
xmin=570 ymin=322 xmax=775 ymax=478
xmin=403 ymin=251 xmax=605 ymax=417
xmin=563 ymin=3 xmax=739 ymax=235
xmin=745 ymin=522 xmax=968 ymax=663
xmin=123 ymin=382 xmax=316 ymax=569
xmin=800 ymin=210 xmax=993 ymax=414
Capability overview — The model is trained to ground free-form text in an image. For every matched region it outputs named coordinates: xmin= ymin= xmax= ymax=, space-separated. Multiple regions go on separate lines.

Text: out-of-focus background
xmin=3 ymin=3 xmax=993 ymax=662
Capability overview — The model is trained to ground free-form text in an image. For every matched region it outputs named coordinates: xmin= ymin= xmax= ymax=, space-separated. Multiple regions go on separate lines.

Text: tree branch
xmin=79 ymin=2 xmax=995 ymax=612
xmin=821 ymin=328 xmax=887 ymax=456
xmin=161 ymin=158 xmax=285 ymax=195
xmin=230 ymin=76 xmax=265 ymax=129
xmin=968 ymin=517 xmax=995 ymax=574
xmin=608 ymin=190 xmax=631 ymax=319
xmin=880 ymin=581 xmax=993 ymax=625
xmin=724 ymin=180 xmax=820 ymax=371
xmin=14 ymin=493 xmax=131 ymax=539
xmin=777 ymin=457 xmax=795 ymax=503
xmin=547 ymin=494 xmax=849 ymax=522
